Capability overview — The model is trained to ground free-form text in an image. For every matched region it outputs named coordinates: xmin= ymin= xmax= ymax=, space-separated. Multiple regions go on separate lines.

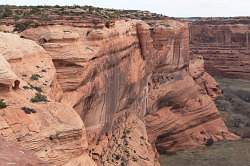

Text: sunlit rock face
xmin=0 ymin=32 xmax=95 ymax=166
xmin=190 ymin=18 xmax=250 ymax=80
xmin=0 ymin=137 xmax=43 ymax=166
xmin=138 ymin=20 xmax=238 ymax=152
xmin=10 ymin=17 xmax=239 ymax=165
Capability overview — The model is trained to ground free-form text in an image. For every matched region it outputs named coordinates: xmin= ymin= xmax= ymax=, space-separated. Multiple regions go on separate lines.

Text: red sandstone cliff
xmin=190 ymin=18 xmax=250 ymax=79
xmin=0 ymin=8 xmax=238 ymax=165
xmin=137 ymin=20 xmax=236 ymax=151
xmin=0 ymin=32 xmax=96 ymax=166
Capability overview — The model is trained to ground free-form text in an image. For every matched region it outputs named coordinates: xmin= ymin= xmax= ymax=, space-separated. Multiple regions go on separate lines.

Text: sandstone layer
xmin=21 ymin=17 xmax=237 ymax=162
xmin=190 ymin=18 xmax=250 ymax=79
xmin=0 ymin=136 xmax=43 ymax=166
xmin=138 ymin=21 xmax=237 ymax=151
xmin=0 ymin=32 xmax=95 ymax=166
xmin=0 ymin=6 xmax=239 ymax=166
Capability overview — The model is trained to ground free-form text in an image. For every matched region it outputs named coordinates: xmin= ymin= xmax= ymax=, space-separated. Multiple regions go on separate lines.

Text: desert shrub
xmin=14 ymin=15 xmax=22 ymax=21
xmin=21 ymin=107 xmax=36 ymax=114
xmin=29 ymin=7 xmax=41 ymax=15
xmin=30 ymin=84 xmax=43 ymax=93
xmin=30 ymin=74 xmax=41 ymax=80
xmin=0 ymin=6 xmax=12 ymax=18
xmin=0 ymin=99 xmax=7 ymax=109
xmin=23 ymin=84 xmax=42 ymax=92
xmin=14 ymin=21 xmax=32 ymax=32
xmin=41 ymin=69 xmax=47 ymax=73
xmin=41 ymin=14 xmax=50 ymax=21
xmin=72 ymin=4 xmax=80 ymax=9
xmin=23 ymin=85 xmax=30 ymax=90
xmin=205 ymin=138 xmax=214 ymax=146
xmin=31 ymin=93 xmax=48 ymax=103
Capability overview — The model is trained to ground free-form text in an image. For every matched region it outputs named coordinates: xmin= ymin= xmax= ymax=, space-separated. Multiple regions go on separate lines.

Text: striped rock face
xmin=0 ymin=17 xmax=238 ymax=166
xmin=0 ymin=33 xmax=95 ymax=166
xmin=0 ymin=137 xmax=43 ymax=166
xmin=190 ymin=19 xmax=250 ymax=80
xmin=21 ymin=19 xmax=238 ymax=165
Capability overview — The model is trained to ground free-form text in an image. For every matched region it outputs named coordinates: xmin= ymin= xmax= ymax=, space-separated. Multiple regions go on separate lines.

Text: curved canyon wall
xmin=0 ymin=16 xmax=238 ymax=165
xmin=190 ymin=18 xmax=250 ymax=79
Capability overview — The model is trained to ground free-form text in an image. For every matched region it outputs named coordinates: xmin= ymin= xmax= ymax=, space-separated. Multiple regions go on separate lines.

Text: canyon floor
xmin=160 ymin=77 xmax=250 ymax=166
xmin=160 ymin=140 xmax=250 ymax=166
xmin=215 ymin=77 xmax=250 ymax=138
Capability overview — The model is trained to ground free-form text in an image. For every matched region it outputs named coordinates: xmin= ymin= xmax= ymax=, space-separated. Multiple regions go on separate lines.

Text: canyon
xmin=190 ymin=18 xmax=250 ymax=79
xmin=0 ymin=6 xmax=245 ymax=166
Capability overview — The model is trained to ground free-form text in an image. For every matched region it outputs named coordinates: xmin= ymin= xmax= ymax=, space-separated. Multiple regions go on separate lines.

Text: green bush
xmin=0 ymin=99 xmax=7 ymax=109
xmin=30 ymin=74 xmax=41 ymax=81
xmin=31 ymin=93 xmax=48 ymax=103
xmin=21 ymin=107 xmax=37 ymax=114
xmin=23 ymin=84 xmax=43 ymax=93
xmin=14 ymin=21 xmax=32 ymax=32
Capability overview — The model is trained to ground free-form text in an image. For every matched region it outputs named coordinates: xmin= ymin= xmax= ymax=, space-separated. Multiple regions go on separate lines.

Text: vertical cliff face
xmin=21 ymin=20 xmax=159 ymax=165
xmin=137 ymin=20 xmax=237 ymax=151
xmin=190 ymin=19 xmax=250 ymax=79
xmin=0 ymin=17 xmax=236 ymax=166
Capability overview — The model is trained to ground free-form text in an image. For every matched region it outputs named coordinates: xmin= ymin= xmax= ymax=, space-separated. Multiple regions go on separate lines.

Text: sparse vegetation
xmin=215 ymin=77 xmax=250 ymax=138
xmin=23 ymin=85 xmax=30 ymax=90
xmin=30 ymin=85 xmax=43 ymax=93
xmin=205 ymin=138 xmax=214 ymax=146
xmin=160 ymin=78 xmax=250 ymax=166
xmin=23 ymin=84 xmax=43 ymax=93
xmin=0 ymin=5 xmax=166 ymax=29
xmin=29 ymin=7 xmax=41 ymax=15
xmin=31 ymin=93 xmax=48 ymax=103
xmin=160 ymin=140 xmax=250 ymax=166
xmin=21 ymin=107 xmax=37 ymax=114
xmin=0 ymin=6 xmax=13 ymax=19
xmin=30 ymin=74 xmax=41 ymax=81
xmin=0 ymin=99 xmax=7 ymax=109
xmin=41 ymin=69 xmax=47 ymax=73
xmin=14 ymin=21 xmax=32 ymax=32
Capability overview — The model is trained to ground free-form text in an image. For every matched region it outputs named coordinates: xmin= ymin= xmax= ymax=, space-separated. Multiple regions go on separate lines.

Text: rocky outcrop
xmin=0 ymin=33 xmax=95 ymax=165
xmin=21 ymin=20 xmax=159 ymax=165
xmin=0 ymin=137 xmax=43 ymax=166
xmin=0 ymin=54 xmax=19 ymax=92
xmin=19 ymin=17 xmax=238 ymax=164
xmin=138 ymin=20 xmax=237 ymax=151
xmin=189 ymin=55 xmax=222 ymax=99
xmin=190 ymin=19 xmax=250 ymax=79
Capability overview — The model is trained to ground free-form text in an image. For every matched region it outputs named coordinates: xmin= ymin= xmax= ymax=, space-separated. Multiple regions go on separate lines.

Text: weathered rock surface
xmin=137 ymin=21 xmax=237 ymax=151
xmin=0 ymin=9 xmax=239 ymax=165
xmin=0 ymin=137 xmax=43 ymax=166
xmin=22 ymin=20 xmax=159 ymax=165
xmin=20 ymin=18 xmax=238 ymax=164
xmin=0 ymin=32 xmax=95 ymax=165
xmin=190 ymin=19 xmax=250 ymax=79
xmin=0 ymin=54 xmax=19 ymax=91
